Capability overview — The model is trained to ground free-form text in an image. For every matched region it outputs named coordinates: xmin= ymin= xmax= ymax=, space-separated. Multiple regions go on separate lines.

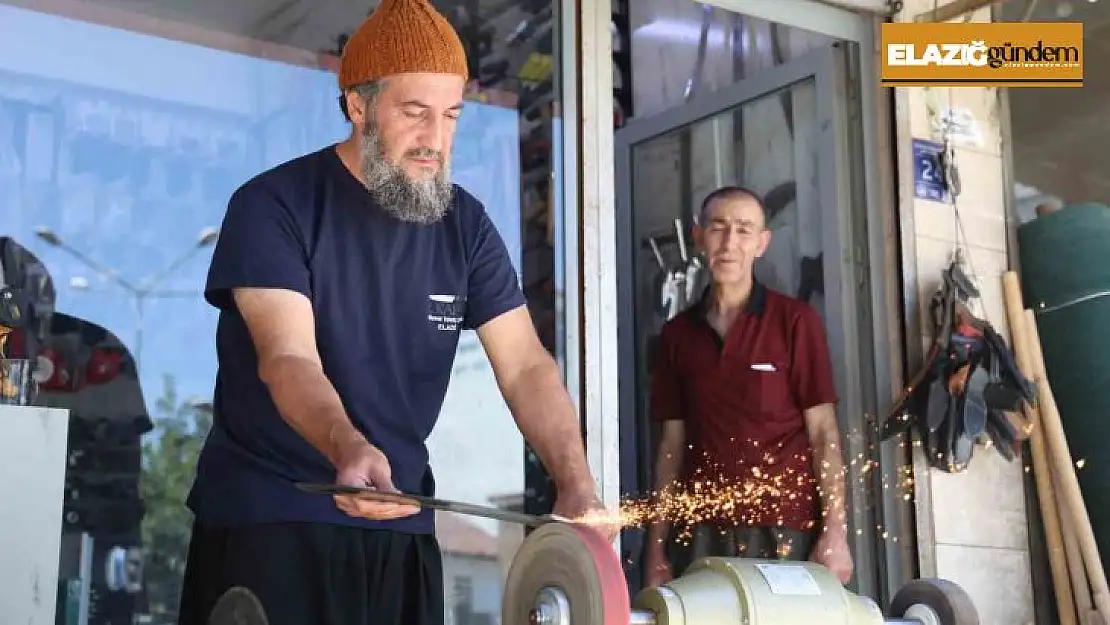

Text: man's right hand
xmin=643 ymin=544 xmax=674 ymax=588
xmin=331 ymin=434 xmax=420 ymax=521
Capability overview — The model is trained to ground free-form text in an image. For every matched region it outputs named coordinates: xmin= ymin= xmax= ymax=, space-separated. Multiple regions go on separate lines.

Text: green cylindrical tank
xmin=1018 ymin=202 xmax=1110 ymax=572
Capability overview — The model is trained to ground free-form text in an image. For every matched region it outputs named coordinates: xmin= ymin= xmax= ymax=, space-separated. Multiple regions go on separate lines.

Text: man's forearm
xmin=259 ymin=354 xmax=364 ymax=467
xmin=810 ymin=426 xmax=849 ymax=533
xmin=502 ymin=359 xmax=594 ymax=493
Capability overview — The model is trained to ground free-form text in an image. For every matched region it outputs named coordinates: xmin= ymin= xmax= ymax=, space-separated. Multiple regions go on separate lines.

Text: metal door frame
xmin=613 ymin=43 xmax=881 ymax=597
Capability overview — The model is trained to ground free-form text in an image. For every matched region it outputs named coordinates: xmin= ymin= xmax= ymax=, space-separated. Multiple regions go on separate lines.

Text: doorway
xmin=614 ymin=42 xmax=884 ymax=597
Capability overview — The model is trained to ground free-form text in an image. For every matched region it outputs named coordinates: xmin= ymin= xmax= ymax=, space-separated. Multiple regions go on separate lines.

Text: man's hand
xmin=331 ymin=433 xmax=420 ymax=521
xmin=809 ymin=528 xmax=853 ymax=584
xmin=553 ymin=482 xmax=621 ymax=544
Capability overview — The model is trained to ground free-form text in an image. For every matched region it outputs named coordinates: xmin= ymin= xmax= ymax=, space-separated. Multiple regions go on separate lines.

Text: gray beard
xmin=359 ymin=121 xmax=454 ymax=224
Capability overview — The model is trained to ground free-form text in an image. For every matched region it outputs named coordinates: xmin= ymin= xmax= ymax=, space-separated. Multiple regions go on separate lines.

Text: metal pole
xmin=77 ymin=532 xmax=93 ymax=625
xmin=133 ymin=294 xmax=145 ymax=370
xmin=577 ymin=0 xmax=620 ymax=536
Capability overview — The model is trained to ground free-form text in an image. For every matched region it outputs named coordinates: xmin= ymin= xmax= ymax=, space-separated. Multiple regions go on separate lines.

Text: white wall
xmin=0 ymin=406 xmax=69 ymax=625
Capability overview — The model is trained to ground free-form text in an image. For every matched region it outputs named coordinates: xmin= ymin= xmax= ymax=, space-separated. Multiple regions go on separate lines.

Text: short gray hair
xmin=339 ymin=79 xmax=388 ymax=122
xmin=697 ymin=185 xmax=766 ymax=226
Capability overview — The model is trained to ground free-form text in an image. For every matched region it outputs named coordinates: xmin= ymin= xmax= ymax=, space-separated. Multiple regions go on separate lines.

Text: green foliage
xmin=139 ymin=375 xmax=211 ymax=622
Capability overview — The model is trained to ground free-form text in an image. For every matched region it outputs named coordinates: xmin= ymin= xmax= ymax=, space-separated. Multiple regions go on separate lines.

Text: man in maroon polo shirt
xmin=643 ymin=186 xmax=854 ymax=587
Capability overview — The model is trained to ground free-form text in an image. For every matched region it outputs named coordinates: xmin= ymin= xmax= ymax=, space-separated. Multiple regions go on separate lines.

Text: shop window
xmin=0 ymin=0 xmax=569 ymax=622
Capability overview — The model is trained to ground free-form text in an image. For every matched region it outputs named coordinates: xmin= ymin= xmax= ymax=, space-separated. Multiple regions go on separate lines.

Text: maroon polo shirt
xmin=650 ymin=282 xmax=838 ymax=531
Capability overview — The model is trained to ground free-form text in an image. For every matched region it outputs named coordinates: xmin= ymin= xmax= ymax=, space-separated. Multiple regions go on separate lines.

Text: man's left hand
xmin=553 ymin=484 xmax=622 ymax=544
xmin=809 ymin=528 xmax=853 ymax=584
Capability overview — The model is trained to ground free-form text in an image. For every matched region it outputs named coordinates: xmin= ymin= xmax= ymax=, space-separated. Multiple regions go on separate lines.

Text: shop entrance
xmin=613 ymin=41 xmax=884 ymax=596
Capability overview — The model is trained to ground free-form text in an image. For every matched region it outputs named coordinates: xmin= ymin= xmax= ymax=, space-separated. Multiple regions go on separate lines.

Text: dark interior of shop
xmin=998 ymin=0 xmax=1110 ymax=217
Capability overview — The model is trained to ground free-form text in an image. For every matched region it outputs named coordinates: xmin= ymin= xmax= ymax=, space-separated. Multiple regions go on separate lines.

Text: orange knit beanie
xmin=339 ymin=0 xmax=469 ymax=89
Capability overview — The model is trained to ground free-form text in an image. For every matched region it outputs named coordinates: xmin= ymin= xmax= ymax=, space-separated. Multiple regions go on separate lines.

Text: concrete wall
xmin=892 ymin=3 xmax=1034 ymax=624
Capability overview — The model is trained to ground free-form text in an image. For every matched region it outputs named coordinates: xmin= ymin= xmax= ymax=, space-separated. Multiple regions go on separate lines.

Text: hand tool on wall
xmin=674 ymin=218 xmax=707 ymax=305
xmin=881 ymin=261 xmax=1034 ymax=472
xmin=647 ymin=218 xmax=708 ymax=326
xmin=649 ymin=236 xmax=685 ymax=323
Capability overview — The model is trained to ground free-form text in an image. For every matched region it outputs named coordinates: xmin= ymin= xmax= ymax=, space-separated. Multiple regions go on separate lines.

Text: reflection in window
xmin=628 ymin=0 xmax=833 ymax=118
xmin=1 ymin=1 xmax=565 ymax=622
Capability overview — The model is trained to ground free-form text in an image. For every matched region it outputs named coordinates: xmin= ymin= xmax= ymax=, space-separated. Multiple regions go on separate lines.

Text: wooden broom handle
xmin=1022 ymin=306 xmax=1110 ymax=618
xmin=1002 ymin=271 xmax=1076 ymax=625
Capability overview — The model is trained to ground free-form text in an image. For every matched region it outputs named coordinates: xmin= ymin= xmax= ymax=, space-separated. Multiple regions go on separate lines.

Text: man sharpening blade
xmin=177 ymin=2 xmax=617 ymax=624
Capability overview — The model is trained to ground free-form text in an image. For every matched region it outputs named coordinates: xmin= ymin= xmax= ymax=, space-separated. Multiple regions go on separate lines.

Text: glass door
xmin=614 ymin=43 xmax=880 ymax=597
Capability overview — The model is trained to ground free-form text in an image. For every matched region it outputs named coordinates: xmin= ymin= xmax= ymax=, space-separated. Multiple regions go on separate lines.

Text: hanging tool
xmin=649 ymin=218 xmax=708 ymax=326
xmin=881 ymin=261 xmax=1035 ymax=471
xmin=674 ymin=217 xmax=707 ymax=304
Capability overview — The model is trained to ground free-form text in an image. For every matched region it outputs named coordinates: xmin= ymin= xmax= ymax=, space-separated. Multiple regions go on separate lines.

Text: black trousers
xmin=178 ymin=521 xmax=444 ymax=625
xmin=667 ymin=524 xmax=818 ymax=576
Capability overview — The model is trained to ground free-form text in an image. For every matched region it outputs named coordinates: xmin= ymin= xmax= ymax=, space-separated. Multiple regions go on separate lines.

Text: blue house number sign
xmin=912 ymin=138 xmax=948 ymax=203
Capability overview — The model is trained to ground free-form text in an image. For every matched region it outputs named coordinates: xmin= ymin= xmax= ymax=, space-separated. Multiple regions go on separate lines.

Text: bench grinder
xmin=504 ymin=523 xmax=978 ymax=625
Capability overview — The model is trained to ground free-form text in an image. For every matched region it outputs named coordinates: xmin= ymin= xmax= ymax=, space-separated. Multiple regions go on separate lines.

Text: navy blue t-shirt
xmin=186 ymin=145 xmax=526 ymax=533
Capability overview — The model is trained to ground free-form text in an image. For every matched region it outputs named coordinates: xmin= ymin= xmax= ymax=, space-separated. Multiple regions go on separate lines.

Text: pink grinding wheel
xmin=503 ymin=522 xmax=632 ymax=625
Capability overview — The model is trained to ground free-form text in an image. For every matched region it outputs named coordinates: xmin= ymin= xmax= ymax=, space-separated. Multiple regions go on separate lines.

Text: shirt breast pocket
xmin=409 ymin=294 xmax=467 ymax=377
xmin=741 ymin=361 xmax=793 ymax=416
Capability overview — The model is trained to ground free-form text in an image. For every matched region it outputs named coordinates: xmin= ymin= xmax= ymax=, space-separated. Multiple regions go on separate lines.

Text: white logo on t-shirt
xmin=427 ymin=295 xmax=465 ymax=332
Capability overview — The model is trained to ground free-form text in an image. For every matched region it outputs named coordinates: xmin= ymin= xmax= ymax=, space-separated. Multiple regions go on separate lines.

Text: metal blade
xmin=295 ymin=483 xmax=570 ymax=527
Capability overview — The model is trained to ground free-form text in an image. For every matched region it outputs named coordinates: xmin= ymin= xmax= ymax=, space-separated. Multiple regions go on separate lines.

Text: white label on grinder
xmin=754 ymin=563 xmax=822 ymax=596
